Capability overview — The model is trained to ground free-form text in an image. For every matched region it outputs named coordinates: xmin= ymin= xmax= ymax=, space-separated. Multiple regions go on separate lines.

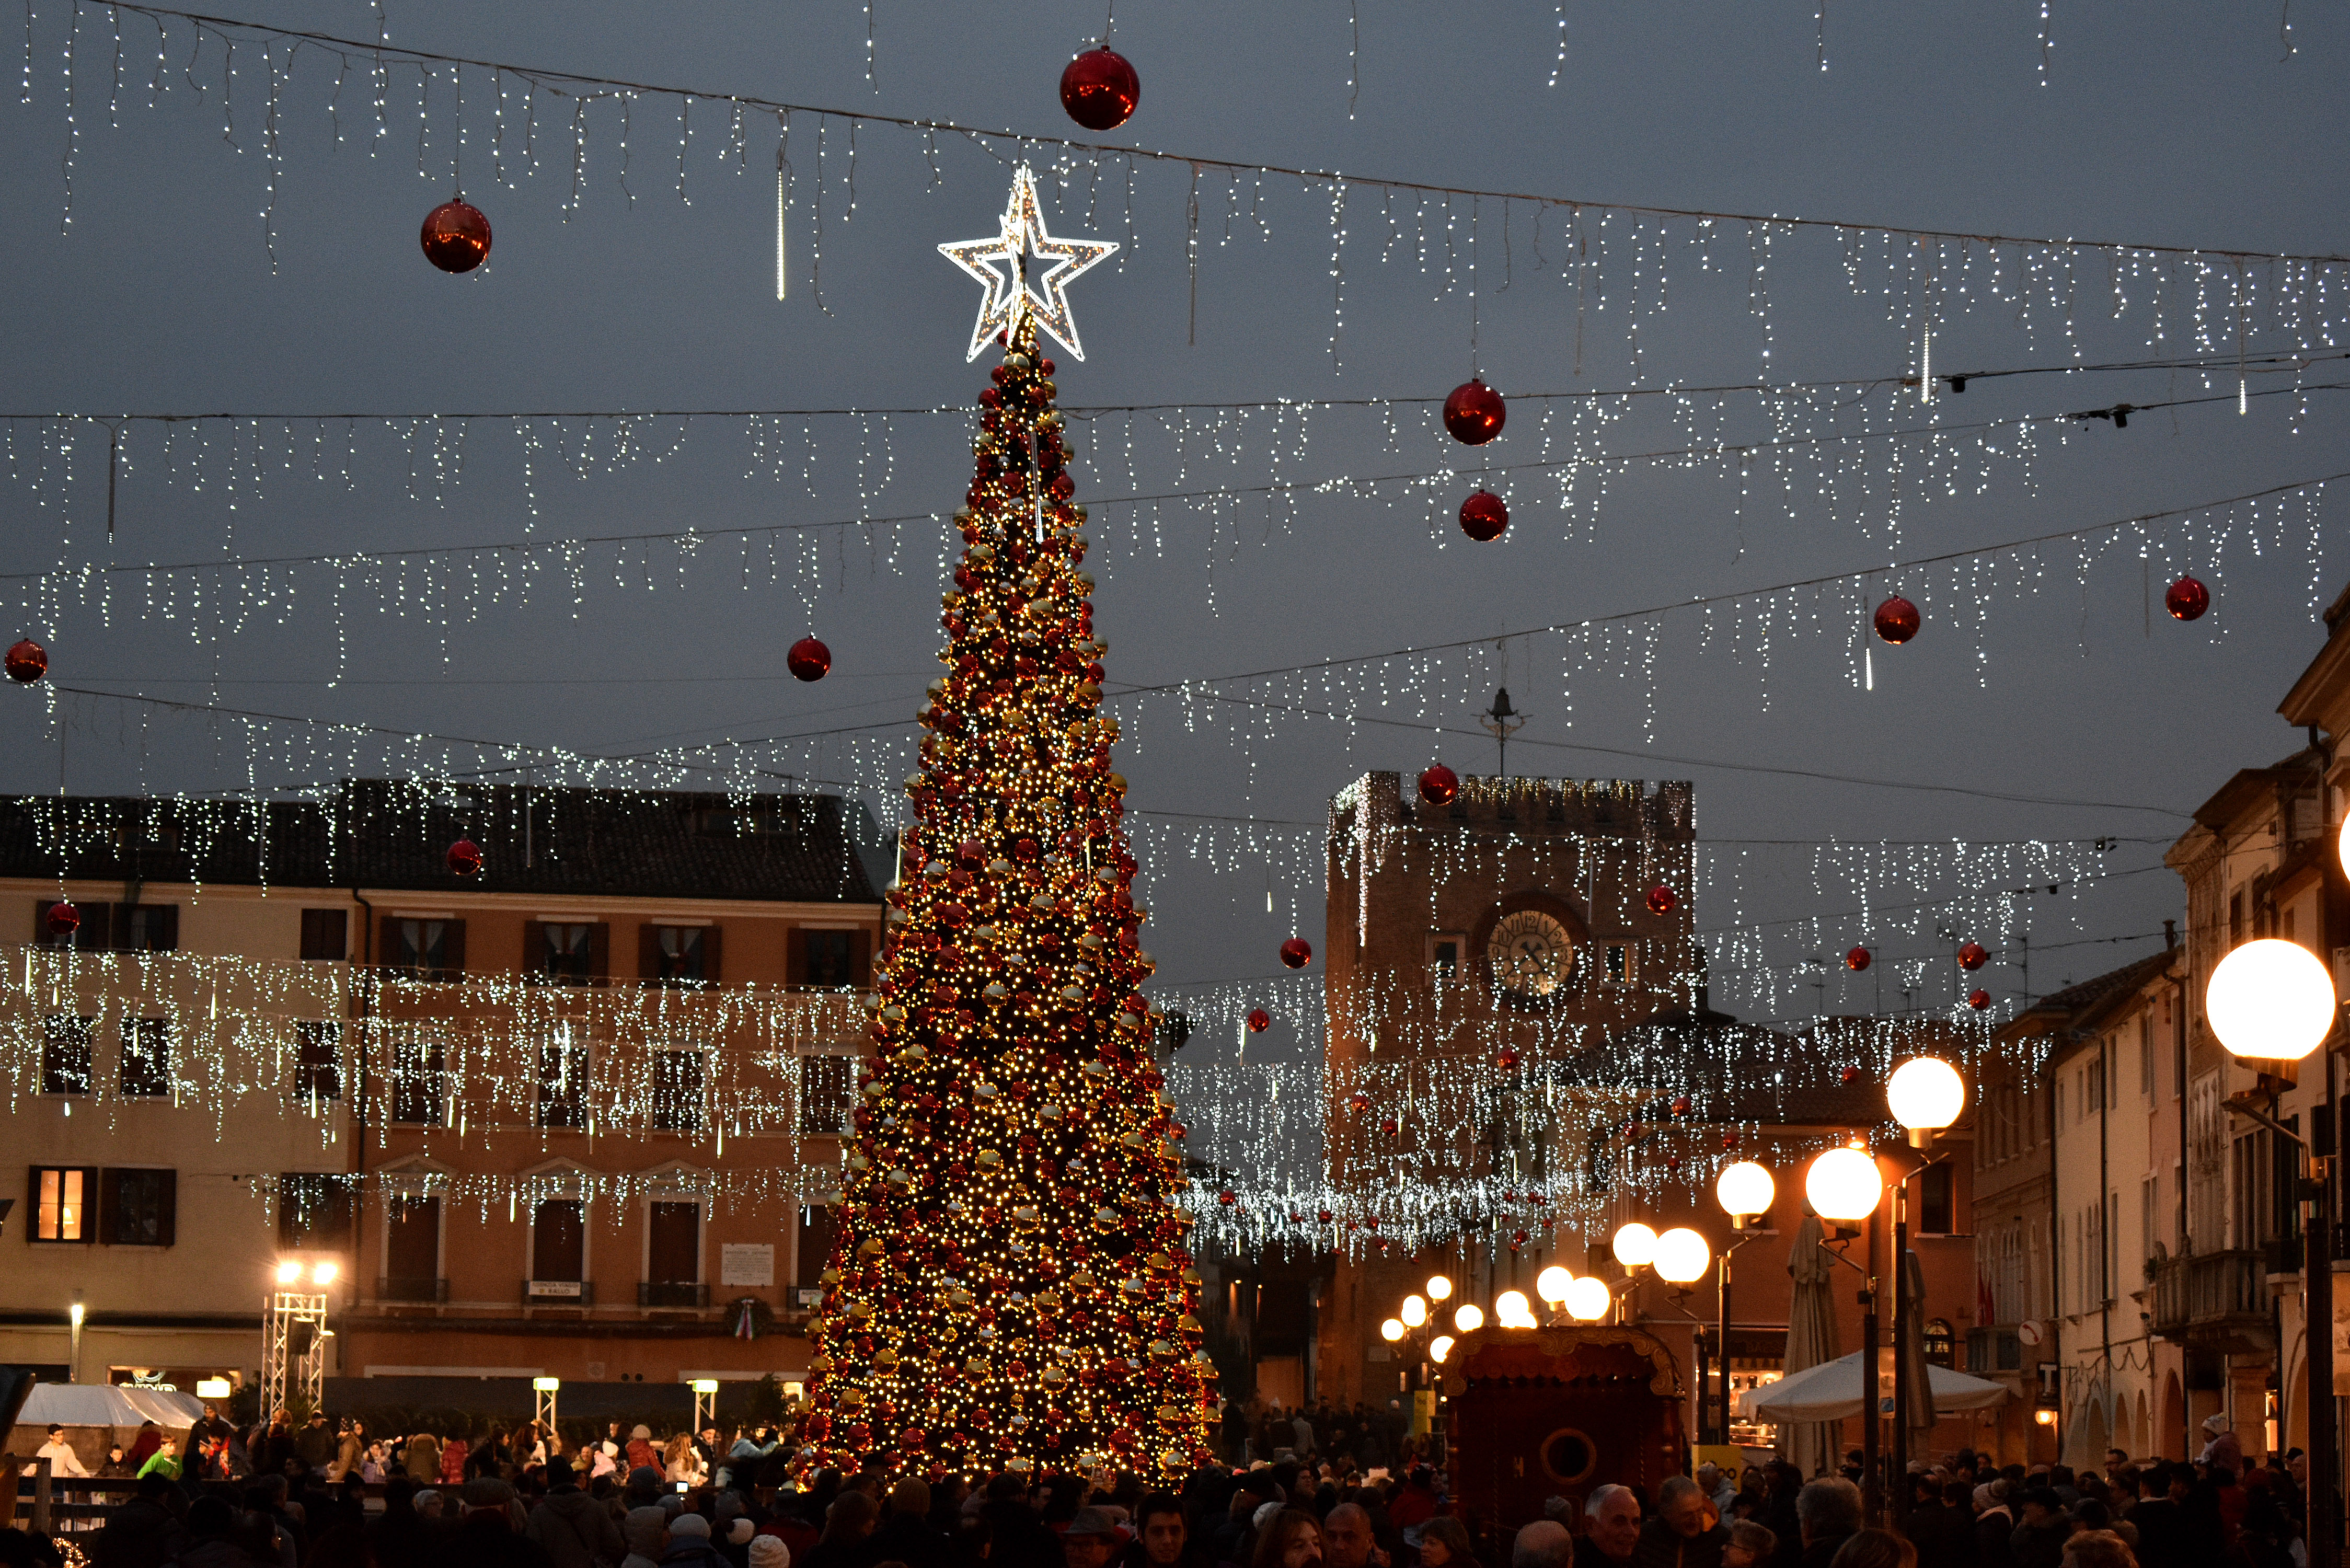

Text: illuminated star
xmin=938 ymin=165 xmax=1118 ymax=363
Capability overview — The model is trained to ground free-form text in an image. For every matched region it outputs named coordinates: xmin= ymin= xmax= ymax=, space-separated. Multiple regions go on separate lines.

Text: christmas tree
xmin=795 ymin=170 xmax=1217 ymax=1482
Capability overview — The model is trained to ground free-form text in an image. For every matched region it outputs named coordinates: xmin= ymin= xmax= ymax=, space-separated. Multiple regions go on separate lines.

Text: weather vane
xmin=937 ymin=165 xmax=1118 ymax=363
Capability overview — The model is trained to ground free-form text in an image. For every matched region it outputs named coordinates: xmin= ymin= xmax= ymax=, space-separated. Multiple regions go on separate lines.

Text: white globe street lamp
xmin=1426 ymin=1274 xmax=1455 ymax=1301
xmin=1453 ymin=1302 xmax=1485 ymax=1333
xmin=1565 ymin=1275 xmax=1612 ymax=1322
xmin=1806 ymin=1144 xmax=1884 ymax=1223
xmin=1401 ymin=1293 xmax=1429 ymax=1328
xmin=1535 ymin=1265 xmax=1573 ymax=1305
xmin=1495 ymin=1289 xmax=1538 ymax=1328
xmin=1714 ymin=1161 xmax=1776 ymax=1228
xmin=1653 ymin=1227 xmax=1712 ymax=1285
xmin=1430 ymin=1334 xmax=1455 ymax=1364
xmin=1612 ymin=1221 xmax=1658 ymax=1269
xmin=2207 ymin=938 xmax=2337 ymax=1062
xmin=1379 ymin=1318 xmax=1405 ymax=1343
xmin=1887 ymin=1057 xmax=1967 ymax=1149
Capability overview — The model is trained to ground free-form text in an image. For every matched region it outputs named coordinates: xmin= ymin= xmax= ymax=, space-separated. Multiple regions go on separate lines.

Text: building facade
xmin=3 ymin=780 xmax=884 ymax=1410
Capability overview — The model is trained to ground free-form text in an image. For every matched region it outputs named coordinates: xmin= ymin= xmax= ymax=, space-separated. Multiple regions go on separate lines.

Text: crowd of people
xmin=0 ymin=1407 xmax=2315 ymax=1568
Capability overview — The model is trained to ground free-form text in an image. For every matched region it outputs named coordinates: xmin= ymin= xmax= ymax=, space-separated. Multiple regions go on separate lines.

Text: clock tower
xmin=1314 ymin=769 xmax=1699 ymax=1403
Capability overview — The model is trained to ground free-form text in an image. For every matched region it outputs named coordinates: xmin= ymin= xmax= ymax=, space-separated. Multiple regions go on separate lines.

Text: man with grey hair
xmin=1793 ymin=1478 xmax=1861 ymax=1568
xmin=1634 ymin=1476 xmax=1726 ymax=1568
xmin=1575 ymin=1488 xmax=1639 ymax=1568
xmin=1324 ymin=1504 xmax=1388 ymax=1568
xmin=1512 ymin=1519 xmax=1574 ymax=1568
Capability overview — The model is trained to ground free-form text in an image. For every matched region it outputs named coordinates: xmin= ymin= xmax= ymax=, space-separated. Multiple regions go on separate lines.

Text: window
xmin=119 ymin=1018 xmax=173 ymax=1099
xmin=2229 ymin=890 xmax=2244 ymax=948
xmin=642 ymin=925 xmax=718 ymax=986
xmin=114 ymin=905 xmax=178 ymax=952
xmin=28 ymin=1166 xmax=96 ymax=1242
xmin=1923 ymin=1318 xmax=1955 ymax=1368
xmin=2141 ymin=1176 xmax=2159 ymax=1266
xmin=538 ymin=1035 xmax=592 ymax=1129
xmin=100 ymin=1169 xmax=177 ymax=1246
xmin=278 ymin=1174 xmax=355 ymax=1251
xmin=41 ymin=1015 xmax=93 ymax=1096
xmin=2054 ymin=1079 xmax=2065 ymax=1127
xmin=527 ymin=921 xmax=605 ymax=985
xmin=390 ymin=1033 xmax=447 ymax=1126
xmin=798 ymin=929 xmax=866 ymax=988
xmin=2140 ymin=1017 xmax=2155 ymax=1099
xmin=299 ymin=909 xmax=348 ymax=961
xmin=34 ymin=899 xmax=107 ymax=950
xmin=1602 ymin=942 xmax=1633 ymax=985
xmin=384 ymin=1194 xmax=442 ymax=1296
xmin=796 ymin=1054 xmax=854 ymax=1136
xmin=794 ymin=1205 xmax=840 ymax=1289
xmin=532 ymin=1199 xmax=585 ymax=1283
xmin=1918 ymin=1162 xmax=1955 ymax=1235
xmin=652 ymin=1048 xmax=707 ymax=1133
xmin=649 ymin=1201 xmax=700 ymax=1283
xmin=383 ymin=917 xmax=465 ymax=981
xmin=293 ymin=1021 xmax=341 ymax=1103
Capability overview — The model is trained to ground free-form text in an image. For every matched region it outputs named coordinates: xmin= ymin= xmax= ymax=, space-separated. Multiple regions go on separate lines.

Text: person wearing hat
xmin=2197 ymin=1413 xmax=2243 ymax=1476
xmin=627 ymin=1427 xmax=662 ymax=1475
xmin=747 ymin=1536 xmax=791 ymax=1568
xmin=665 ymin=1513 xmax=732 ymax=1568
xmin=1064 ymin=1508 xmax=1131 ymax=1568
xmin=623 ymin=1506 xmax=672 ymax=1568
xmin=529 ymin=1455 xmax=627 ymax=1568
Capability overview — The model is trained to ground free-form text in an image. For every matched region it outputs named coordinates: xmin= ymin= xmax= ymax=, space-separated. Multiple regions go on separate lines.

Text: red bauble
xmin=788 ymin=636 xmax=833 ymax=682
xmin=1840 ymin=1065 xmax=1862 ymax=1086
xmin=1873 ymin=596 xmax=1920 ymax=645
xmin=1216 ymin=1190 xmax=1237 ymax=1207
xmin=1458 ymin=490 xmax=1509 ymax=542
xmin=2166 ymin=574 xmax=2210 ymax=621
xmin=1278 ymin=937 xmax=1312 ymax=969
xmin=45 ymin=901 xmax=78 ymax=938
xmin=1496 ymin=1048 xmax=1519 ymax=1070
xmin=1968 ymin=989 xmax=1992 ymax=1010
xmin=1442 ymin=378 xmax=1507 ymax=445
xmin=1645 ymin=884 xmax=1677 ymax=916
xmin=1957 ymin=941 xmax=1988 ymax=971
xmin=1416 ymin=764 xmax=1460 ymax=806
xmin=1059 ymin=48 xmax=1141 ymax=131
xmin=1845 ymin=946 xmax=1872 ymax=972
xmin=1671 ymin=1097 xmax=1692 ymax=1116
xmin=1378 ymin=1117 xmax=1398 ymax=1135
xmin=420 ymin=199 xmax=492 ymax=273
xmin=1317 ymin=1208 xmax=1333 ymax=1223
xmin=1349 ymin=1092 xmax=1370 ymax=1112
xmin=447 ymin=838 xmax=483 ymax=877
xmin=1246 ymin=1008 xmax=1271 ymax=1033
xmin=5 ymin=638 xmax=48 ymax=683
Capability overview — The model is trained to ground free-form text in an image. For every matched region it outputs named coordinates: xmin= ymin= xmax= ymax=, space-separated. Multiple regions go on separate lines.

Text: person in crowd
xmin=2008 ymin=1490 xmax=2071 ymax=1568
xmin=325 ymin=1422 xmax=363 ymax=1484
xmin=627 ymin=1430 xmax=663 ymax=1477
xmin=1795 ymin=1480 xmax=1862 ymax=1568
xmin=2196 ymin=1418 xmax=2242 ymax=1479
xmin=92 ymin=1473 xmax=188 ymax=1568
xmin=124 ymin=1423 xmax=168 ymax=1475
xmin=749 ymin=1538 xmax=792 ymax=1568
xmin=1064 ymin=1510 xmax=1130 ymax=1568
xmin=1825 ymin=1532 xmax=1913 ymax=1568
xmin=1416 ymin=1520 xmax=1477 ymax=1568
xmin=296 ymin=1415 xmax=335 ymax=1476
xmin=662 ymin=1515 xmax=731 ymax=1568
xmin=623 ymin=1509 xmax=673 ymax=1568
xmin=1576 ymin=1488 xmax=1640 ymax=1568
xmin=802 ymin=1492 xmax=881 ymax=1568
xmin=439 ymin=1434 xmax=470 ymax=1489
xmin=1321 ymin=1506 xmax=1385 ymax=1568
xmin=33 ymin=1425 xmax=90 ymax=1479
xmin=1697 ymin=1468 xmax=1734 ymax=1519
xmin=528 ymin=1457 xmax=626 ymax=1568
xmin=404 ymin=1433 xmax=442 ymax=1483
xmin=1973 ymin=1481 xmax=2016 ymax=1568
xmin=1637 ymin=1476 xmax=1729 ymax=1568
xmin=1252 ymin=1513 xmax=1323 ymax=1568
xmin=2055 ymin=1537 xmax=2133 ymax=1568
xmin=1720 ymin=1525 xmax=1775 ymax=1568
xmin=137 ymin=1437 xmax=182 ymax=1482
xmin=1899 ymin=1477 xmax=1973 ymax=1568
xmin=870 ymin=1481 xmax=944 ymax=1568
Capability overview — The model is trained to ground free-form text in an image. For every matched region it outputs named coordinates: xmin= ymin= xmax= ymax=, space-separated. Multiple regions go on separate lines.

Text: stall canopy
xmin=1735 ymin=1351 xmax=2010 ymax=1422
xmin=17 ymin=1384 xmax=205 ymax=1432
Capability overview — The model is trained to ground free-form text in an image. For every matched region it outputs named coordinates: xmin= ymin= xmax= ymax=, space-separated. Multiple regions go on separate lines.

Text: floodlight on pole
xmin=276 ymin=1260 xmax=303 ymax=1285
xmin=312 ymin=1261 xmax=339 ymax=1287
xmin=533 ymin=1376 xmax=560 ymax=1429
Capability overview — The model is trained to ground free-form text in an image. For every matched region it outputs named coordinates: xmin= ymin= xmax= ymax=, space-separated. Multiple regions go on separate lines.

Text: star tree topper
xmin=938 ymin=165 xmax=1118 ymax=362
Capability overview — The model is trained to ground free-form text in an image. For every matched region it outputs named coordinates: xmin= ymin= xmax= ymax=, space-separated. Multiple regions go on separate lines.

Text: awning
xmin=1734 ymin=1350 xmax=2011 ymax=1421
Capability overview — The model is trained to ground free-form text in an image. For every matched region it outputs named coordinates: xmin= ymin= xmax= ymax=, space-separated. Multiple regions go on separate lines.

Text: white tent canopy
xmin=17 ymin=1384 xmax=205 ymax=1432
xmin=1735 ymin=1351 xmax=2011 ymax=1422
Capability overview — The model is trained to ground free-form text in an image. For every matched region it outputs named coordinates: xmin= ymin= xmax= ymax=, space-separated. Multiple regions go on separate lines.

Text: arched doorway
xmin=2070 ymin=1393 xmax=2110 ymax=1469
xmin=2132 ymin=1391 xmax=2150 ymax=1458
xmin=2160 ymin=1371 xmax=2187 ymax=1460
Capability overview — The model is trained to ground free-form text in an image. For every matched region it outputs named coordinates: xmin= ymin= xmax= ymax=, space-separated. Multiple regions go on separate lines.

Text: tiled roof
xmin=2020 ymin=949 xmax=2175 ymax=1022
xmin=0 ymin=779 xmax=885 ymax=903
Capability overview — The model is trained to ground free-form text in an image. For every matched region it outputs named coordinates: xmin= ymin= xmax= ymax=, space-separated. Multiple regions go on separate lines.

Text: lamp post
xmin=1885 ymin=1057 xmax=1966 ymax=1526
xmin=2206 ymin=935 xmax=2339 ymax=1568
xmin=1611 ymin=1223 xmax=1657 ymax=1324
xmin=1807 ymin=1143 xmax=1886 ymax=1519
xmin=1714 ymin=1162 xmax=1778 ymax=1447
xmin=67 ymin=1294 xmax=84 ymax=1383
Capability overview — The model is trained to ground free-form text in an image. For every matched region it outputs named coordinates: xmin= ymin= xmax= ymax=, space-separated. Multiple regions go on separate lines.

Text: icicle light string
xmin=19 ymin=4 xmax=2350 ymax=385
xmin=4 ymin=379 xmax=2338 ymax=672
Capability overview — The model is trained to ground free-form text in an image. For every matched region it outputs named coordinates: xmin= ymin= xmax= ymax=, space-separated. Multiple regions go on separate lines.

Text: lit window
xmin=31 ymin=1166 xmax=95 ymax=1242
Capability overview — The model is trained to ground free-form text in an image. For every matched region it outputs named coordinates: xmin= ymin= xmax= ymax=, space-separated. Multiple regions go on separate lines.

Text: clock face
xmin=1489 ymin=909 xmax=1573 ymax=998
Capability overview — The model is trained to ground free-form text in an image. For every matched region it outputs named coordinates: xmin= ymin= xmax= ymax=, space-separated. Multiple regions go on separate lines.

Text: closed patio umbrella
xmin=1779 ymin=1209 xmax=1842 ymax=1479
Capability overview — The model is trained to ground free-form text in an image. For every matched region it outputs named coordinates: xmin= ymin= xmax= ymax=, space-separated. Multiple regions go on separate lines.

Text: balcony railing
xmin=377 ymin=1275 xmax=449 ymax=1302
xmin=2151 ymin=1249 xmax=2273 ymax=1350
xmin=639 ymin=1280 xmax=709 ymax=1308
xmin=524 ymin=1278 xmax=595 ymax=1304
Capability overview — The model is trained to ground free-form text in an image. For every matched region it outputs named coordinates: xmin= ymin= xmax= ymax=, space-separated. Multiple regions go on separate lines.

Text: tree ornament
xmin=1216 ymin=1190 xmax=1237 ymax=1207
xmin=45 ymin=901 xmax=78 ymax=938
xmin=1872 ymin=596 xmax=1920 ymax=645
xmin=1645 ymin=884 xmax=1677 ymax=916
xmin=5 ymin=638 xmax=47 ymax=683
xmin=1059 ymin=48 xmax=1141 ymax=131
xmin=1458 ymin=490 xmax=1509 ymax=543
xmin=1416 ymin=764 xmax=1459 ymax=806
xmin=446 ymin=838 xmax=484 ymax=877
xmin=1956 ymin=942 xmax=1988 ymax=971
xmin=1278 ymin=937 xmax=1313 ymax=970
xmin=1670 ymin=1097 xmax=1692 ymax=1116
xmin=940 ymin=166 xmax=1118 ymax=363
xmin=788 ymin=637 xmax=833 ymax=682
xmin=1442 ymin=379 xmax=1507 ymax=445
xmin=420 ymin=199 xmax=492 ymax=273
xmin=1245 ymin=1009 xmax=1270 ymax=1033
xmin=1496 ymin=1048 xmax=1519 ymax=1070
xmin=1967 ymin=989 xmax=1992 ymax=1010
xmin=1845 ymin=946 xmax=1872 ymax=972
xmin=1840 ymin=1065 xmax=1863 ymax=1086
xmin=2165 ymin=574 xmax=2210 ymax=621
